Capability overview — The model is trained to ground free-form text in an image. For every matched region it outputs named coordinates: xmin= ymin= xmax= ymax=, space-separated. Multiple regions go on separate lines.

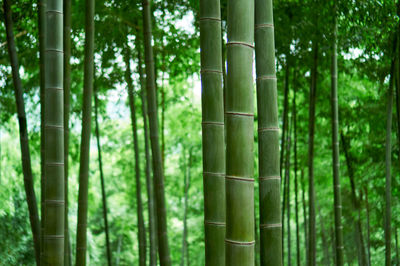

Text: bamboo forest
xmin=1 ymin=0 xmax=400 ymax=265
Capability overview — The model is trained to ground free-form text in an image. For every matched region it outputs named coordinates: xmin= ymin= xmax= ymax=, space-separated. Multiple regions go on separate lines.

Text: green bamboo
xmin=280 ymin=63 xmax=290 ymax=178
xmin=125 ymin=49 xmax=147 ymax=266
xmin=385 ymin=33 xmax=397 ymax=266
xmin=301 ymin=170 xmax=308 ymax=260
xmin=3 ymin=1 xmax=41 ymax=264
xmin=141 ymin=0 xmax=172 ymax=263
xmin=225 ymin=0 xmax=254 ymax=264
xmin=43 ymin=0 xmax=64 ymax=264
xmin=63 ymin=0 xmax=72 ymax=265
xmin=199 ymin=0 xmax=226 ymax=265
xmin=365 ymin=187 xmax=371 ymax=266
xmin=285 ymin=119 xmax=292 ymax=266
xmin=38 ymin=0 xmax=46 ymax=263
xmin=94 ymin=90 xmax=112 ymax=266
xmin=255 ymin=0 xmax=281 ymax=264
xmin=330 ymin=4 xmax=344 ymax=264
xmin=75 ymin=0 xmax=94 ymax=264
xmin=137 ymin=40 xmax=158 ymax=266
xmin=307 ymin=40 xmax=318 ymax=266
xmin=180 ymin=149 xmax=191 ymax=266
xmin=293 ymin=84 xmax=300 ymax=266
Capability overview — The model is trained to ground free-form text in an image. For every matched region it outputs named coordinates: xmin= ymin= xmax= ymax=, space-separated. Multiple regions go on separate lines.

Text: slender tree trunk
xmin=255 ymin=0 xmax=281 ymax=264
xmin=301 ymin=169 xmax=308 ymax=261
xmin=307 ymin=40 xmax=318 ymax=266
xmin=293 ymin=84 xmax=300 ymax=266
xmin=38 ymin=0 xmax=46 ymax=262
xmin=280 ymin=62 xmax=290 ymax=178
xmin=331 ymin=226 xmax=337 ymax=266
xmin=385 ymin=34 xmax=397 ymax=266
xmin=141 ymin=0 xmax=172 ymax=263
xmin=225 ymin=0 xmax=255 ymax=264
xmin=137 ymin=39 xmax=158 ymax=266
xmin=364 ymin=186 xmax=371 ymax=266
xmin=3 ymin=1 xmax=41 ymax=264
xmin=286 ymin=119 xmax=292 ymax=266
xmin=43 ymin=0 xmax=65 ymax=264
xmin=181 ymin=149 xmax=191 ymax=266
xmin=75 ymin=0 xmax=95 ymax=264
xmin=341 ymin=133 xmax=368 ymax=266
xmin=331 ymin=5 xmax=344 ymax=264
xmin=125 ymin=49 xmax=147 ymax=266
xmin=94 ymin=91 xmax=112 ymax=266
xmin=395 ymin=228 xmax=399 ymax=266
xmin=200 ymin=0 xmax=226 ymax=265
xmin=116 ymin=236 xmax=123 ymax=266
xmin=318 ymin=206 xmax=330 ymax=266
xmin=63 ymin=0 xmax=72 ymax=264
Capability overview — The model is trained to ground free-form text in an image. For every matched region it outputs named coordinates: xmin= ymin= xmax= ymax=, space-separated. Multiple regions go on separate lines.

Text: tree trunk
xmin=395 ymin=227 xmax=399 ymax=266
xmin=181 ymin=149 xmax=191 ymax=266
xmin=225 ymin=0 xmax=255 ymax=264
xmin=94 ymin=90 xmax=112 ymax=266
xmin=141 ymin=0 xmax=172 ymax=263
xmin=3 ymin=1 xmax=41 ymax=264
xmin=341 ymin=132 xmax=368 ymax=266
xmin=286 ymin=119 xmax=292 ymax=266
xmin=75 ymin=0 xmax=95 ymax=264
xmin=301 ymin=170 xmax=308 ymax=261
xmin=199 ymin=0 xmax=226 ymax=265
xmin=307 ymin=39 xmax=318 ymax=266
xmin=318 ymin=206 xmax=330 ymax=266
xmin=63 ymin=0 xmax=72 ymax=264
xmin=280 ymin=62 xmax=290 ymax=179
xmin=364 ymin=187 xmax=371 ymax=266
xmin=255 ymin=0 xmax=281 ymax=264
xmin=330 ymin=5 xmax=344 ymax=264
xmin=125 ymin=49 xmax=147 ymax=266
xmin=293 ymin=83 xmax=300 ymax=266
xmin=43 ymin=0 xmax=65 ymax=264
xmin=137 ymin=39 xmax=158 ymax=266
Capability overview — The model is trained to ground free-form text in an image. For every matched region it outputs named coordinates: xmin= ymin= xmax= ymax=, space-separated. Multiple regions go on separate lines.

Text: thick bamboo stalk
xmin=38 ymin=0 xmax=46 ymax=261
xmin=63 ymin=0 xmax=72 ymax=264
xmin=255 ymin=0 xmax=281 ymax=264
xmin=125 ymin=49 xmax=147 ymax=266
xmin=3 ymin=1 xmax=41 ymax=264
xmin=225 ymin=0 xmax=255 ymax=264
xmin=199 ymin=0 xmax=226 ymax=265
xmin=43 ymin=0 xmax=64 ymax=264
xmin=137 ymin=39 xmax=158 ymax=266
xmin=307 ymin=40 xmax=318 ymax=266
xmin=94 ymin=90 xmax=112 ymax=266
xmin=330 ymin=5 xmax=344 ymax=264
xmin=75 ymin=0 xmax=94 ymax=264
xmin=141 ymin=0 xmax=172 ymax=263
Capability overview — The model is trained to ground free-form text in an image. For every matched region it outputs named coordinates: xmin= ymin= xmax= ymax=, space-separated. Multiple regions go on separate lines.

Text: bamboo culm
xmin=43 ymin=0 xmax=65 ymax=264
xmin=3 ymin=1 xmax=41 ymax=264
xmin=293 ymin=82 xmax=300 ymax=266
xmin=330 ymin=4 xmax=344 ymax=264
xmin=125 ymin=49 xmax=147 ymax=266
xmin=141 ymin=0 xmax=172 ymax=263
xmin=75 ymin=0 xmax=94 ymax=264
xmin=94 ymin=90 xmax=112 ymax=266
xmin=255 ymin=0 xmax=281 ymax=264
xmin=225 ymin=0 xmax=255 ymax=264
xmin=200 ymin=0 xmax=226 ymax=265
xmin=137 ymin=39 xmax=158 ymax=266
xmin=63 ymin=0 xmax=72 ymax=264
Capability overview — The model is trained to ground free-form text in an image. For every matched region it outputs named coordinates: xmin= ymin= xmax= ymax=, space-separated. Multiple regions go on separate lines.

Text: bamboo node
xmin=204 ymin=220 xmax=226 ymax=226
xmin=226 ymin=41 xmax=254 ymax=49
xmin=46 ymin=10 xmax=63 ymax=15
xmin=260 ymin=223 xmax=282 ymax=229
xmin=202 ymin=121 xmax=224 ymax=126
xmin=259 ymin=176 xmax=281 ymax=181
xmin=199 ymin=17 xmax=221 ymax=22
xmin=255 ymin=23 xmax=274 ymax=29
xmin=44 ymin=235 xmax=64 ymax=239
xmin=258 ymin=127 xmax=279 ymax=132
xmin=225 ymin=111 xmax=254 ymax=117
xmin=225 ymin=175 xmax=254 ymax=182
xmin=44 ymin=124 xmax=64 ymax=129
xmin=45 ymin=48 xmax=64 ymax=54
xmin=45 ymin=200 xmax=65 ymax=205
xmin=225 ymin=239 xmax=255 ymax=246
